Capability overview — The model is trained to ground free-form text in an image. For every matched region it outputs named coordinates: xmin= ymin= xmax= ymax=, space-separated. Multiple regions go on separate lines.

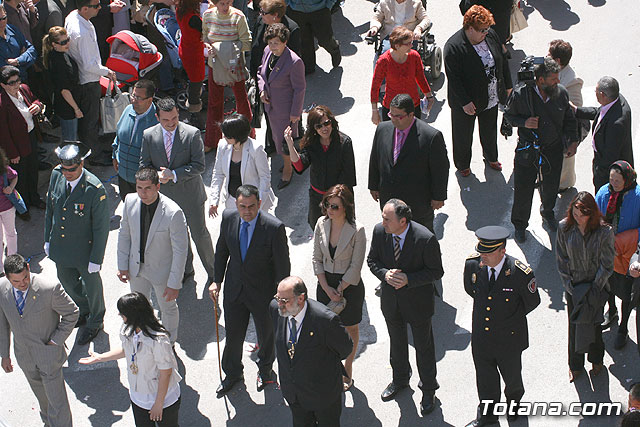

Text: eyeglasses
xmin=400 ymin=41 xmax=413 ymax=46
xmin=259 ymin=8 xmax=269 ymax=15
xmin=314 ymin=119 xmax=332 ymax=130
xmin=5 ymin=78 xmax=21 ymax=86
xmin=0 ymin=15 xmax=8 ymax=21
xmin=86 ymin=3 xmax=101 ymax=8
xmin=273 ymin=295 xmax=291 ymax=304
xmin=55 ymin=38 xmax=71 ymax=46
xmin=388 ymin=112 xmax=408 ymax=119
xmin=324 ymin=202 xmax=340 ymax=211
xmin=61 ymin=164 xmax=80 ymax=172
xmin=476 ymin=27 xmax=490 ymax=34
xmin=130 ymin=93 xmax=150 ymax=101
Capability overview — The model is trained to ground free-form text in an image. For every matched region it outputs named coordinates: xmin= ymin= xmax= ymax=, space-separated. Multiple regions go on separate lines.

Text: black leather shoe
xmin=514 ymin=229 xmax=526 ymax=243
xmin=331 ymin=43 xmax=342 ymax=68
xmin=614 ymin=331 xmax=628 ymax=350
xmin=77 ymin=327 xmax=101 ymax=345
xmin=601 ymin=311 xmax=618 ymax=330
xmin=31 ymin=199 xmax=46 ymax=210
xmin=374 ymin=284 xmax=382 ymax=297
xmin=75 ymin=315 xmax=87 ymax=328
xmin=420 ymin=392 xmax=436 ymax=415
xmin=381 ymin=382 xmax=408 ymax=401
xmin=256 ymin=370 xmax=276 ymax=391
xmin=542 ymin=214 xmax=558 ymax=232
xmin=216 ymin=376 xmax=243 ymax=397
xmin=464 ymin=418 xmax=499 ymax=427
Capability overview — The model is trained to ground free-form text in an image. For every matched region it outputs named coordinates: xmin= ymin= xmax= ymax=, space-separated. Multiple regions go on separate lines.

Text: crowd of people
xmin=0 ymin=0 xmax=637 ymax=426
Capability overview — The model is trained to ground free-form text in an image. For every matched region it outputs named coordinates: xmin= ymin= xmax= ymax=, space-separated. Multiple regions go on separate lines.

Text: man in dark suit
xmin=463 ymin=226 xmax=540 ymax=427
xmin=270 ymin=276 xmax=352 ymax=426
xmin=574 ymin=76 xmax=633 ymax=191
xmin=368 ymin=93 xmax=449 ymax=232
xmin=209 ymin=185 xmax=290 ymax=396
xmin=140 ymin=97 xmax=215 ymax=285
xmin=367 ymin=199 xmax=444 ymax=415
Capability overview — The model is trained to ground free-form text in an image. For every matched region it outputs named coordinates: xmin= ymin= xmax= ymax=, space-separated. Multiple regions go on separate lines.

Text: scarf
xmin=604 ymin=160 xmax=637 ymax=228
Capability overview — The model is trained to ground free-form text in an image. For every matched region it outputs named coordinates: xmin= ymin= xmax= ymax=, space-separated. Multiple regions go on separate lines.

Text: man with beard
xmin=269 ymin=276 xmax=352 ymax=426
xmin=504 ymin=56 xmax=577 ymax=242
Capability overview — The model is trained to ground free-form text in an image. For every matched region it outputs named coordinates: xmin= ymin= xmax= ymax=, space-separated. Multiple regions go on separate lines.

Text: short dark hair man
xmin=367 ymin=198 xmax=444 ymax=415
xmin=270 ymin=276 xmax=352 ymax=426
xmin=630 ymin=382 xmax=640 ymax=411
xmin=504 ymin=56 xmax=578 ymax=242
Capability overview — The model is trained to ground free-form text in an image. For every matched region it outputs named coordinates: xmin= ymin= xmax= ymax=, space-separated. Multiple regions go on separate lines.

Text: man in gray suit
xmin=140 ymin=97 xmax=215 ymax=285
xmin=116 ymin=167 xmax=189 ymax=343
xmin=0 ymin=254 xmax=79 ymax=427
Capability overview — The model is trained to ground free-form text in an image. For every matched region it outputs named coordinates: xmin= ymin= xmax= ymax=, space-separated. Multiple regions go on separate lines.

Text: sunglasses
xmin=476 ymin=27 xmax=490 ymax=34
xmin=5 ymin=78 xmax=20 ymax=86
xmin=86 ymin=3 xmax=101 ymax=8
xmin=325 ymin=203 xmax=341 ymax=211
xmin=61 ymin=164 xmax=80 ymax=172
xmin=55 ymin=38 xmax=71 ymax=46
xmin=314 ymin=119 xmax=332 ymax=130
xmin=273 ymin=295 xmax=291 ymax=304
xmin=259 ymin=8 xmax=269 ymax=15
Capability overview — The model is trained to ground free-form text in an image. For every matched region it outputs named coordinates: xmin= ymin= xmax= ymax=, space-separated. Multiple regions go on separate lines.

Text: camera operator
xmin=505 ymin=56 xmax=577 ymax=243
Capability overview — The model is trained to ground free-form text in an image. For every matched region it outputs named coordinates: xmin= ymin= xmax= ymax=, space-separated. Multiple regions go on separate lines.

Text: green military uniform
xmin=44 ymin=166 xmax=110 ymax=329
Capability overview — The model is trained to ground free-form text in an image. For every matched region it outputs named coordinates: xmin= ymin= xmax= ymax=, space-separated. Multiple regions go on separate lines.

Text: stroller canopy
xmin=106 ymin=30 xmax=163 ymax=82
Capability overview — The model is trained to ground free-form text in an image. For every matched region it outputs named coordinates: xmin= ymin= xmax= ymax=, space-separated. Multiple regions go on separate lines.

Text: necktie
xmin=164 ymin=131 xmax=173 ymax=162
xmin=239 ymin=221 xmax=249 ymax=261
xmin=393 ymin=129 xmax=406 ymax=163
xmin=15 ymin=290 xmax=25 ymax=315
xmin=489 ymin=267 xmax=496 ymax=290
xmin=393 ymin=235 xmax=401 ymax=262
xmin=287 ymin=318 xmax=297 ymax=359
xmin=66 ymin=183 xmax=71 ymax=198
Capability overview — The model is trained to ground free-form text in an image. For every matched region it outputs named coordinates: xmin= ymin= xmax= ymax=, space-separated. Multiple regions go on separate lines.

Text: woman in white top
xmin=367 ymin=0 xmax=431 ymax=51
xmin=208 ymin=114 xmax=275 ymax=217
xmin=80 ymin=292 xmax=182 ymax=426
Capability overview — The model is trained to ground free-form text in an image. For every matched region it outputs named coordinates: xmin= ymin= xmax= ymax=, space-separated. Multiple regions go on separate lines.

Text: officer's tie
xmin=393 ymin=235 xmax=401 ymax=262
xmin=287 ymin=318 xmax=297 ymax=359
xmin=239 ymin=221 xmax=249 ymax=261
xmin=489 ymin=267 xmax=496 ymax=291
xmin=66 ymin=183 xmax=71 ymax=198
xmin=15 ymin=290 xmax=25 ymax=315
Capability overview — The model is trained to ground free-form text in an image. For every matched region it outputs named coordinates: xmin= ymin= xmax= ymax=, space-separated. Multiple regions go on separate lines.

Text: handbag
xmin=3 ymin=173 xmax=27 ymax=215
xmin=100 ymin=80 xmax=130 ymax=134
xmin=248 ymin=78 xmax=263 ymax=128
xmin=326 ymin=296 xmax=347 ymax=315
xmin=510 ymin=0 xmax=528 ymax=34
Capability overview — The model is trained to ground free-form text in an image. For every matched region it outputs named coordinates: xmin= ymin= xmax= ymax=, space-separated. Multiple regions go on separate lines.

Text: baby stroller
xmin=105 ymin=30 xmax=164 ymax=91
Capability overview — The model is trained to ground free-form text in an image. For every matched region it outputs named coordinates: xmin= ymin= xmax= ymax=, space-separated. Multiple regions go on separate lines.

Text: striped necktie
xmin=15 ymin=290 xmax=25 ymax=315
xmin=393 ymin=235 xmax=401 ymax=262
xmin=164 ymin=131 xmax=173 ymax=162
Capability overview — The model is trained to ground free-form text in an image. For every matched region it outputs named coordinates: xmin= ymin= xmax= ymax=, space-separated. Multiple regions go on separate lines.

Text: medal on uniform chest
xmin=471 ymin=273 xmax=477 ymax=284
xmin=74 ymin=203 xmax=85 ymax=217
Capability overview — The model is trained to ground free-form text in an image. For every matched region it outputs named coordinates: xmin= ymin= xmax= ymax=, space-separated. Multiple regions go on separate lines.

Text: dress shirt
xmin=286 ymin=300 xmax=308 ymax=343
xmin=66 ymin=169 xmax=85 ymax=193
xmin=65 ymin=10 xmax=110 ymax=84
xmin=592 ymin=97 xmax=618 ymax=152
xmin=12 ymin=286 xmax=29 ymax=302
xmin=161 ymin=127 xmax=178 ymax=183
xmin=486 ymin=255 xmax=506 ymax=278
xmin=239 ymin=212 xmax=259 ymax=248
xmin=8 ymin=92 xmax=34 ymax=133
xmin=139 ymin=196 xmax=160 ymax=263
xmin=392 ymin=223 xmax=410 ymax=250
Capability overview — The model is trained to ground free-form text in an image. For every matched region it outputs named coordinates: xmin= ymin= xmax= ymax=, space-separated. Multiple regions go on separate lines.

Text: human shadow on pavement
xmin=572 ymin=368 xmax=621 ymax=426
xmin=304 ymin=67 xmax=355 ymax=116
xmin=272 ymin=163 xmax=314 ymax=246
xmin=394 ymin=387 xmax=453 ymax=426
xmin=342 ymin=384 xmax=383 ymax=426
xmin=176 ymin=355 xmax=211 ymax=426
xmin=604 ymin=328 xmax=640 ymax=391
xmin=433 ymin=296 xmax=471 ymax=361
xmin=525 ymin=0 xmax=580 ymax=31
xmin=331 ymin=8 xmax=368 ymax=58
xmin=175 ymin=284 xmax=222 ymax=360
xmin=354 ymin=299 xmax=378 ymax=360
xmin=457 ymin=165 xmax=512 ymax=232
xmin=223 ymin=381 xmax=289 ymax=426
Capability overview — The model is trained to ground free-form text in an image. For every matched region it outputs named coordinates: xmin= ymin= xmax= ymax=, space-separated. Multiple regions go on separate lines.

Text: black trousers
xmin=118 ymin=177 xmax=137 ymax=202
xmin=77 ymin=82 xmax=104 ymax=155
xmin=308 ymin=189 xmax=323 ymax=230
xmin=222 ymin=294 xmax=275 ymax=379
xmin=15 ymin=130 xmax=41 ymax=206
xmin=289 ymin=396 xmax=342 ymax=427
xmin=451 ymin=105 xmax=498 ymax=171
xmin=131 ymin=398 xmax=180 ymax=427
xmin=511 ymin=142 xmax=563 ymax=230
xmin=566 ymin=292 xmax=604 ymax=370
xmin=286 ymin=7 xmax=339 ymax=73
xmin=592 ymin=159 xmax=609 ymax=193
xmin=472 ymin=343 xmax=524 ymax=419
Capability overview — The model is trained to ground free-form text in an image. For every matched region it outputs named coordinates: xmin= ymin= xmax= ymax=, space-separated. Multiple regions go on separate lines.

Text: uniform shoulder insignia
xmin=99 ymin=194 xmax=106 ymax=201
xmin=515 ymin=259 xmax=532 ymax=274
xmin=528 ymin=278 xmax=537 ymax=293
xmin=467 ymin=252 xmax=480 ymax=259
xmin=96 ymin=183 xmax=103 ymax=188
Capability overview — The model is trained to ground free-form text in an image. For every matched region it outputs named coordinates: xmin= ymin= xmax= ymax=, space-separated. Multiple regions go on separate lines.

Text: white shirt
xmin=8 ymin=92 xmax=34 ymax=133
xmin=286 ymin=300 xmax=308 ymax=343
xmin=486 ymin=255 xmax=506 ymax=279
xmin=392 ymin=223 xmax=410 ymax=250
xmin=472 ymin=40 xmax=498 ymax=110
xmin=392 ymin=0 xmax=411 ymax=28
xmin=65 ymin=10 xmax=110 ymax=84
xmin=67 ymin=169 xmax=85 ymax=193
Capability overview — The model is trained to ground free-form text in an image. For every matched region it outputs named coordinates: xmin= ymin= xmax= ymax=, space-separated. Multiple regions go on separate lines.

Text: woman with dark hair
xmin=176 ymin=0 xmax=205 ymax=117
xmin=370 ymin=25 xmax=433 ymax=124
xmin=595 ymin=161 xmax=640 ymax=350
xmin=258 ymin=23 xmax=305 ymax=189
xmin=209 ymin=113 xmax=274 ymax=216
xmin=443 ymin=4 xmax=512 ymax=177
xmin=284 ymin=105 xmax=356 ymax=228
xmin=556 ymin=191 xmax=614 ymax=382
xmin=79 ymin=292 xmax=182 ymax=426
xmin=312 ymin=184 xmax=365 ymax=391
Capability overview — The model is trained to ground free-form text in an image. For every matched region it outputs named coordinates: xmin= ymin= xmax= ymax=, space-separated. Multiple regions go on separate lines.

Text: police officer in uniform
xmin=44 ymin=142 xmax=110 ymax=346
xmin=463 ymin=226 xmax=540 ymax=427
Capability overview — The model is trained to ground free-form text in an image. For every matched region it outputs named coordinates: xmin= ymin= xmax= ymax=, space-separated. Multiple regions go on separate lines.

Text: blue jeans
xmin=59 ymin=118 xmax=78 ymax=142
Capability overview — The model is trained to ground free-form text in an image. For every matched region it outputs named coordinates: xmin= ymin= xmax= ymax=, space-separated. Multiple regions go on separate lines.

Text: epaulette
xmin=515 ymin=259 xmax=532 ymax=274
xmin=466 ymin=252 xmax=480 ymax=259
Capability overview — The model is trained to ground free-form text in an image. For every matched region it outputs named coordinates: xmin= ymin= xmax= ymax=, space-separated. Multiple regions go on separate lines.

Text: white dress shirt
xmin=286 ymin=300 xmax=308 ymax=343
xmin=486 ymin=255 xmax=506 ymax=279
xmin=65 ymin=10 xmax=110 ymax=84
xmin=8 ymin=92 xmax=34 ymax=133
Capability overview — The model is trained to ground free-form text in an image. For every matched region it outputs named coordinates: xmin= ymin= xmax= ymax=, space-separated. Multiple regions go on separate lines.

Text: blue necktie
xmin=15 ymin=290 xmax=25 ymax=315
xmin=240 ymin=221 xmax=249 ymax=261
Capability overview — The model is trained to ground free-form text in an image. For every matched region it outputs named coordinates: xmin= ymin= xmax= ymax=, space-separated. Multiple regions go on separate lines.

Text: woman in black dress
xmin=312 ymin=184 xmax=366 ymax=391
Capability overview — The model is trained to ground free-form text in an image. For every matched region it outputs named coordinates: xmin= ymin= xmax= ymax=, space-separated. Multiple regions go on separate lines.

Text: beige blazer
xmin=370 ymin=0 xmax=431 ymax=40
xmin=312 ymin=217 xmax=367 ymax=286
xmin=0 ymin=275 xmax=78 ymax=370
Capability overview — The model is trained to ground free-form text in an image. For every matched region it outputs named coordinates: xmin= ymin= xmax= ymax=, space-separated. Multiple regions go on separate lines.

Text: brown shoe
xmin=591 ymin=363 xmax=604 ymax=376
xmin=488 ymin=161 xmax=502 ymax=171
xmin=459 ymin=168 xmax=471 ymax=177
xmin=569 ymin=369 xmax=581 ymax=383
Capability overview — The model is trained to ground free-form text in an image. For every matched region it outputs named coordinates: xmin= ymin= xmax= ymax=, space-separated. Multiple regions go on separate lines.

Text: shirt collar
xmin=599 ymin=97 xmax=618 ymax=115
xmin=395 ymin=118 xmax=416 ymax=136
xmin=487 ymin=255 xmax=506 ymax=277
xmin=393 ymin=223 xmax=410 ymax=241
xmin=162 ymin=127 xmax=176 ymax=140
xmin=290 ymin=300 xmax=308 ymax=326
xmin=242 ymin=212 xmax=260 ymax=228
xmin=13 ymin=286 xmax=28 ymax=300
xmin=67 ymin=169 xmax=85 ymax=191
xmin=134 ymin=103 xmax=154 ymax=119
xmin=534 ymin=85 xmax=550 ymax=103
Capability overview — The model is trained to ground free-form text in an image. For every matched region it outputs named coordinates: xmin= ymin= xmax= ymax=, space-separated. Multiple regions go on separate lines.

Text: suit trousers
xmin=566 ymin=292 xmax=604 ymax=370
xmin=130 ymin=266 xmax=180 ymax=343
xmin=451 ymin=105 xmax=498 ymax=171
xmin=182 ymin=201 xmax=215 ymax=278
xmin=289 ymin=395 xmax=342 ymax=427
xmin=205 ymin=76 xmax=253 ymax=149
xmin=77 ymin=82 xmax=103 ymax=155
xmin=15 ymin=130 xmax=41 ymax=205
xmin=308 ymin=189 xmax=323 ymax=230
xmin=381 ymin=300 xmax=438 ymax=390
xmin=20 ymin=357 xmax=72 ymax=427
xmin=222 ymin=293 xmax=275 ymax=379
xmin=511 ymin=142 xmax=563 ymax=230
xmin=592 ymin=159 xmax=609 ymax=194
xmin=56 ymin=265 xmax=105 ymax=329
xmin=287 ymin=7 xmax=340 ymax=73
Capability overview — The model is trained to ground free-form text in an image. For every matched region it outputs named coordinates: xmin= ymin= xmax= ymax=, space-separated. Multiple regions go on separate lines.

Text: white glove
xmin=44 ymin=242 xmax=49 ymax=257
xmin=88 ymin=262 xmax=101 ymax=274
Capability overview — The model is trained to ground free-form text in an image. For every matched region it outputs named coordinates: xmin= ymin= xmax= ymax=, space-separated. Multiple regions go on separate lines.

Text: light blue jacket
xmin=112 ymin=104 xmax=159 ymax=183
xmin=596 ymin=183 xmax=640 ymax=244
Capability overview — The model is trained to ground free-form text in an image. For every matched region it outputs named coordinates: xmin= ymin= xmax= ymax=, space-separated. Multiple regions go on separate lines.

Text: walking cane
xmin=213 ymin=295 xmax=223 ymax=384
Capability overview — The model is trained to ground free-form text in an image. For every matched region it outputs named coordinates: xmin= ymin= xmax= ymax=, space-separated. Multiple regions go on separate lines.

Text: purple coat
xmin=258 ymin=46 xmax=306 ymax=153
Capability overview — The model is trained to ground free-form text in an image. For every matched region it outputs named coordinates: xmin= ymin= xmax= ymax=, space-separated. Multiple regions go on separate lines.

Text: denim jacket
xmin=112 ymin=104 xmax=158 ymax=183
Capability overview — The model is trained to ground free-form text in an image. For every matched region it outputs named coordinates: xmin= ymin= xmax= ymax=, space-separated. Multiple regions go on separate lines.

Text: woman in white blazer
xmin=312 ymin=184 xmax=366 ymax=392
xmin=208 ymin=114 xmax=275 ymax=217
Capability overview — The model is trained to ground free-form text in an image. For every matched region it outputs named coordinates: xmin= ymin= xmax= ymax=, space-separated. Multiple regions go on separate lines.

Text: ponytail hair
xmin=42 ymin=26 xmax=68 ymax=70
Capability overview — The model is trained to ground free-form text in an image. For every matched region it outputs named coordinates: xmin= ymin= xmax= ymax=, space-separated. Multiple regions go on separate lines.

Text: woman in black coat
xmin=444 ymin=5 xmax=512 ymax=177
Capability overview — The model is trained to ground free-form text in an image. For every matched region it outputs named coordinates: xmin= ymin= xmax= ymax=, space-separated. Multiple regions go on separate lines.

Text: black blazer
xmin=295 ymin=131 xmax=356 ymax=192
xmin=270 ymin=298 xmax=352 ymax=410
xmin=444 ymin=27 xmax=512 ymax=111
xmin=250 ymin=15 xmax=301 ymax=79
xmin=367 ymin=221 xmax=444 ymax=319
xmin=368 ymin=120 xmax=449 ymax=220
xmin=575 ymin=94 xmax=633 ymax=171
xmin=214 ymin=210 xmax=290 ymax=304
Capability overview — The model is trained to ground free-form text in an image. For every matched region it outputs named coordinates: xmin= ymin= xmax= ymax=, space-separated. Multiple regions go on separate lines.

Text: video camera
xmin=517 ymin=56 xmax=545 ymax=83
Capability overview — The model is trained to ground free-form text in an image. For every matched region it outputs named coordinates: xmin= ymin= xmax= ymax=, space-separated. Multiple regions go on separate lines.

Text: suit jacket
xmin=117 ymin=193 xmax=189 ymax=290
xmin=210 ymin=137 xmax=275 ymax=211
xmin=312 ymin=217 xmax=366 ymax=286
xmin=0 ymin=85 xmax=43 ymax=160
xmin=270 ymin=298 xmax=352 ymax=410
xmin=575 ymin=94 xmax=633 ymax=172
xmin=367 ymin=221 xmax=444 ymax=319
xmin=368 ymin=120 xmax=449 ymax=220
xmin=214 ymin=210 xmax=290 ymax=304
xmin=444 ymin=27 xmax=512 ymax=110
xmin=140 ymin=122 xmax=207 ymax=209
xmin=0 ymin=275 xmax=78 ymax=371
xmin=250 ymin=15 xmax=301 ymax=78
